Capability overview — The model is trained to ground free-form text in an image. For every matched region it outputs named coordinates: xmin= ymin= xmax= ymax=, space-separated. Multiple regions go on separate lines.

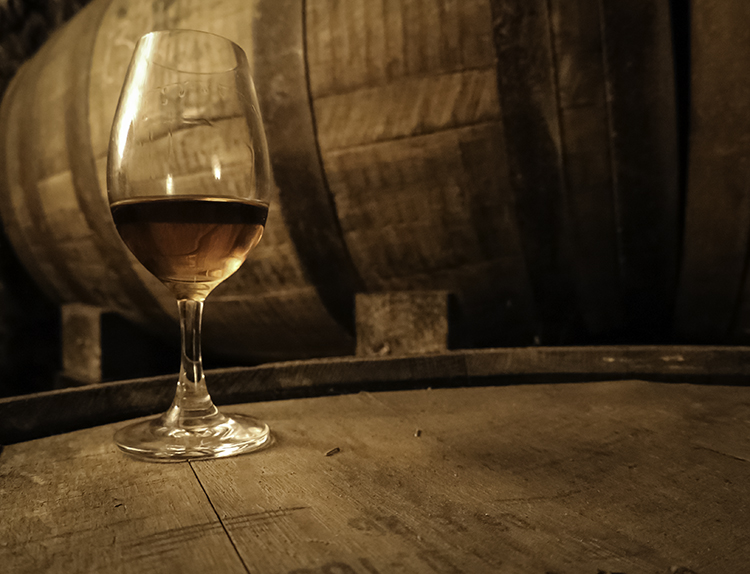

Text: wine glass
xmin=107 ymin=30 xmax=272 ymax=461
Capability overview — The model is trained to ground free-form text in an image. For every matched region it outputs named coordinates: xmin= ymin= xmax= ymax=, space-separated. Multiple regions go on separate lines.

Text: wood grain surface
xmin=548 ymin=0 xmax=624 ymax=335
xmin=491 ymin=0 xmax=679 ymax=343
xmin=491 ymin=0 xmax=577 ymax=344
xmin=2 ymin=382 xmax=748 ymax=573
xmin=676 ymin=0 xmax=750 ymax=342
xmin=307 ymin=0 xmax=538 ymax=349
xmin=599 ymin=0 xmax=679 ymax=340
xmin=253 ymin=0 xmax=364 ymax=338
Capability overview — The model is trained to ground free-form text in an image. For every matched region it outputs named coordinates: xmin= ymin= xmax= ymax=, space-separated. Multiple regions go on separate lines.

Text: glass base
xmin=114 ymin=412 xmax=271 ymax=462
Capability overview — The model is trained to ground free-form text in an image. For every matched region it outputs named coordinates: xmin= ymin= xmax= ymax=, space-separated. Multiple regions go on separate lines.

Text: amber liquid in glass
xmin=111 ymin=196 xmax=268 ymax=300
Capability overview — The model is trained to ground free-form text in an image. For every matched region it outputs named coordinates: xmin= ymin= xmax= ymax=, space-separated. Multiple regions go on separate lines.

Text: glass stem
xmin=164 ymin=298 xmax=220 ymax=428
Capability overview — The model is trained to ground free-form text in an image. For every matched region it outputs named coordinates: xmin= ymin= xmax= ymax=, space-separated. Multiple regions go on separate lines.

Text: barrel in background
xmin=300 ymin=0 xmax=679 ymax=345
xmin=0 ymin=0 xmax=356 ymax=364
xmin=0 ymin=0 xmax=681 ymax=375
xmin=0 ymin=0 xmax=89 ymax=396
xmin=675 ymin=0 xmax=750 ymax=344
xmin=304 ymin=0 xmax=538 ymax=348
xmin=491 ymin=0 xmax=679 ymax=343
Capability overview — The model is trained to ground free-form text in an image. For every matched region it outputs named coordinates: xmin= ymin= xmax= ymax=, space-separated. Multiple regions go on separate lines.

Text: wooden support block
xmin=356 ymin=291 xmax=450 ymax=357
xmin=61 ymin=303 xmax=102 ymax=385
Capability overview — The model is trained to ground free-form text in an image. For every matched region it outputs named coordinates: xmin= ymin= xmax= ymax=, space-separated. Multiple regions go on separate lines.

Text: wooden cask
xmin=491 ymin=0 xmax=680 ymax=342
xmin=2 ymin=378 xmax=750 ymax=572
xmin=0 ymin=0 xmax=679 ymax=364
xmin=0 ymin=0 xmax=356 ymax=362
xmin=306 ymin=0 xmax=679 ymax=344
xmin=675 ymin=0 xmax=750 ymax=343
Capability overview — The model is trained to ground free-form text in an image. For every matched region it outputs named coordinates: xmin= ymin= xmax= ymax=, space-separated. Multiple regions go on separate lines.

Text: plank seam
xmin=188 ymin=462 xmax=252 ymax=574
xmin=259 ymin=0 xmax=364 ymax=334
xmin=543 ymin=0 xmax=570 ymax=242
xmin=543 ymin=0 xmax=582 ymax=341
xmin=596 ymin=0 xmax=625 ymax=284
xmin=301 ymin=0 xmax=366 ymax=287
xmin=692 ymin=444 xmax=750 ymax=464
xmin=322 ymin=118 xmax=501 ymax=155
xmin=311 ymin=64 xmax=498 ymax=101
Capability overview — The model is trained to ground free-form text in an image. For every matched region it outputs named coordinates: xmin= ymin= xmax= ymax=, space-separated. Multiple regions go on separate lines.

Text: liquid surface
xmin=111 ymin=196 xmax=268 ymax=300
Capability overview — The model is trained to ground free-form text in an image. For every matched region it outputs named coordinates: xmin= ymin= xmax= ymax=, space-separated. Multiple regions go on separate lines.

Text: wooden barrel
xmin=490 ymin=0 xmax=679 ymax=342
xmin=304 ymin=0 xmax=679 ymax=344
xmin=1 ymin=369 xmax=748 ymax=572
xmin=0 ymin=0 xmax=355 ymax=362
xmin=0 ymin=0 xmax=680 ymax=363
xmin=675 ymin=0 xmax=750 ymax=343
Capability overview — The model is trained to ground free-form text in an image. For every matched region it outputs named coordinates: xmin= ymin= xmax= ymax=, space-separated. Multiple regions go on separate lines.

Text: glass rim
xmin=135 ymin=29 xmax=247 ymax=75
